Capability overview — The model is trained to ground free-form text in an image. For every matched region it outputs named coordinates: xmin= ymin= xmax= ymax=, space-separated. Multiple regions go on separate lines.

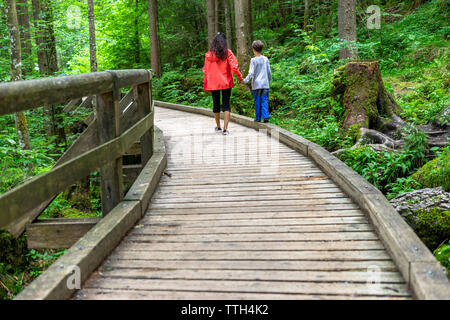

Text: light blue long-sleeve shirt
xmin=243 ymin=55 xmax=272 ymax=90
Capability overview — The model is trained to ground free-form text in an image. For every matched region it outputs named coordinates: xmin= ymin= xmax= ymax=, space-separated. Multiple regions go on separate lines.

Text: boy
xmin=243 ymin=40 xmax=272 ymax=123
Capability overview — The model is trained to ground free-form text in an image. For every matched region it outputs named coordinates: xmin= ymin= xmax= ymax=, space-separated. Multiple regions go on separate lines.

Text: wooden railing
xmin=0 ymin=69 xmax=154 ymax=238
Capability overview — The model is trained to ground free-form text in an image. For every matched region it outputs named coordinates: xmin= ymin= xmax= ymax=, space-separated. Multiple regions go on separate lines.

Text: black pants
xmin=211 ymin=88 xmax=232 ymax=113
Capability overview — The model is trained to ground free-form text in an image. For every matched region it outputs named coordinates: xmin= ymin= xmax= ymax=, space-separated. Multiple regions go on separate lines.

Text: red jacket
xmin=203 ymin=49 xmax=243 ymax=91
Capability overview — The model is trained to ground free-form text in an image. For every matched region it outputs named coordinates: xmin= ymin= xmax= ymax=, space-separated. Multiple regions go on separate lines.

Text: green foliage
xmin=338 ymin=128 xmax=428 ymax=193
xmin=434 ymin=241 xmax=450 ymax=277
xmin=415 ymin=208 xmax=450 ymax=251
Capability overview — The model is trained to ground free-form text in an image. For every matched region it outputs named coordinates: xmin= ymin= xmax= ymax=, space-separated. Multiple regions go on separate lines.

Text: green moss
xmin=0 ymin=229 xmax=28 ymax=269
xmin=433 ymin=242 xmax=450 ymax=277
xmin=416 ymin=208 xmax=450 ymax=250
xmin=61 ymin=208 xmax=99 ymax=218
xmin=347 ymin=123 xmax=363 ymax=142
xmin=412 ymin=150 xmax=450 ymax=191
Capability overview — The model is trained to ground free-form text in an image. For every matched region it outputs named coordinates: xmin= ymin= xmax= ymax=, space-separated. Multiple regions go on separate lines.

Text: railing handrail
xmin=0 ymin=69 xmax=154 ymax=237
xmin=0 ymin=69 xmax=150 ymax=116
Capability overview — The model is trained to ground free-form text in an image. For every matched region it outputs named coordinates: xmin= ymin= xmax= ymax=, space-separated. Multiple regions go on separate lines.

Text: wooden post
xmin=96 ymin=90 xmax=123 ymax=216
xmin=134 ymin=75 xmax=153 ymax=165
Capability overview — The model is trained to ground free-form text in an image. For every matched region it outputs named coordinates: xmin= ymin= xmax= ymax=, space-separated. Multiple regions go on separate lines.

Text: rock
xmin=390 ymin=187 xmax=450 ymax=250
xmin=391 ymin=187 xmax=450 ymax=223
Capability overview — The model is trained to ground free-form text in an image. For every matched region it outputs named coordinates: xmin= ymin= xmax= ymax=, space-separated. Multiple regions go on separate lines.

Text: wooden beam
xmin=0 ymin=112 xmax=153 ymax=233
xmin=135 ymin=81 xmax=153 ymax=165
xmin=0 ymin=70 xmax=150 ymax=116
xmin=26 ymin=218 xmax=101 ymax=249
xmin=96 ymin=91 xmax=123 ymax=216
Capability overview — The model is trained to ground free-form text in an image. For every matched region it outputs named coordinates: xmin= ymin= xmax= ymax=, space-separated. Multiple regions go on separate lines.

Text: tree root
xmin=332 ymin=127 xmax=402 ymax=156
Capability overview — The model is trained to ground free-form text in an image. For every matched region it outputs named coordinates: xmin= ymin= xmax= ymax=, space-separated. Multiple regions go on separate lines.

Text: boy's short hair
xmin=252 ymin=40 xmax=264 ymax=52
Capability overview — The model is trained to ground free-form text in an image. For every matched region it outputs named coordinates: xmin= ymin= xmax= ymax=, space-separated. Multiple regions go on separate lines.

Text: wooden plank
xmin=116 ymin=240 xmax=385 ymax=251
xmin=157 ymin=178 xmax=333 ymax=188
xmin=146 ymin=204 xmax=360 ymax=215
xmin=0 ymin=72 xmax=113 ymax=115
xmin=150 ymin=193 xmax=349 ymax=204
xmin=73 ymin=288 xmax=411 ymax=300
xmin=152 ymin=187 xmax=344 ymax=198
xmin=148 ymin=198 xmax=354 ymax=210
xmin=409 ymin=261 xmax=450 ymax=299
xmin=95 ymin=268 xmax=405 ymax=283
xmin=139 ymin=216 xmax=368 ymax=227
xmin=129 ymin=224 xmax=374 ymax=235
xmin=126 ymin=231 xmax=380 ymax=242
xmin=103 ymin=259 xmax=399 ymax=272
xmin=108 ymin=250 xmax=391 ymax=261
xmin=144 ymin=210 xmax=365 ymax=222
xmin=26 ymin=218 xmax=100 ymax=249
xmin=82 ymin=277 xmax=410 ymax=297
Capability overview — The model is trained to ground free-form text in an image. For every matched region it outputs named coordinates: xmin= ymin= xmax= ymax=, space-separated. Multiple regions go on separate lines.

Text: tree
xmin=16 ymin=0 xmax=32 ymax=75
xmin=31 ymin=0 xmax=66 ymax=147
xmin=148 ymin=0 xmax=161 ymax=77
xmin=214 ymin=0 xmax=220 ymax=34
xmin=303 ymin=0 xmax=309 ymax=30
xmin=206 ymin=0 xmax=215 ymax=46
xmin=338 ymin=0 xmax=357 ymax=59
xmin=233 ymin=0 xmax=252 ymax=73
xmin=223 ymin=0 xmax=233 ymax=50
xmin=6 ymin=0 xmax=31 ymax=151
xmin=87 ymin=0 xmax=97 ymax=72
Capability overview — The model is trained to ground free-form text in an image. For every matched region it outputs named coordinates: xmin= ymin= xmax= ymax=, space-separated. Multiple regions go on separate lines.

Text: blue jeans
xmin=252 ymin=89 xmax=269 ymax=120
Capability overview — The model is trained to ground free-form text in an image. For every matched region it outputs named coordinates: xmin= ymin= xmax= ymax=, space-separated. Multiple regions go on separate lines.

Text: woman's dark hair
xmin=210 ymin=32 xmax=228 ymax=60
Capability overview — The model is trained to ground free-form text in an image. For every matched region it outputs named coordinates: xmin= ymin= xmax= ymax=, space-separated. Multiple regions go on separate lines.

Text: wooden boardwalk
xmin=74 ymin=107 xmax=412 ymax=300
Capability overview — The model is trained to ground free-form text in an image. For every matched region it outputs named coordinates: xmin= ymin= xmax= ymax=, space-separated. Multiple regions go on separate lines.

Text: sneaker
xmin=263 ymin=119 xmax=269 ymax=123
xmin=254 ymin=119 xmax=261 ymax=122
xmin=223 ymin=129 xmax=229 ymax=135
xmin=215 ymin=127 xmax=222 ymax=133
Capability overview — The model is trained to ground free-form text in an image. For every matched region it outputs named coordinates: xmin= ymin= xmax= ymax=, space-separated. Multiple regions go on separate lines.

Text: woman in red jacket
xmin=203 ymin=32 xmax=243 ymax=135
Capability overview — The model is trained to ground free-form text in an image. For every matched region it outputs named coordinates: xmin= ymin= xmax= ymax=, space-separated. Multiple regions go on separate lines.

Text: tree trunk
xmin=31 ymin=0 xmax=47 ymax=73
xmin=87 ymin=0 xmax=97 ymax=72
xmin=31 ymin=0 xmax=65 ymax=147
xmin=234 ymin=0 xmax=252 ymax=73
xmin=332 ymin=60 xmax=404 ymax=139
xmin=224 ymin=0 xmax=233 ymax=50
xmin=338 ymin=0 xmax=357 ymax=60
xmin=246 ymin=0 xmax=252 ymax=42
xmin=206 ymin=0 xmax=216 ymax=46
xmin=133 ymin=0 xmax=141 ymax=65
xmin=303 ymin=0 xmax=309 ymax=30
xmin=148 ymin=0 xmax=161 ymax=77
xmin=16 ymin=0 xmax=32 ymax=75
xmin=214 ymin=0 xmax=220 ymax=33
xmin=6 ymin=0 xmax=31 ymax=151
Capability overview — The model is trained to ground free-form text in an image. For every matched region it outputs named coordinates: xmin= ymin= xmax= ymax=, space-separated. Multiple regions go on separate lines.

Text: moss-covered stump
xmin=332 ymin=60 xmax=403 ymax=132
xmin=412 ymin=149 xmax=450 ymax=191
